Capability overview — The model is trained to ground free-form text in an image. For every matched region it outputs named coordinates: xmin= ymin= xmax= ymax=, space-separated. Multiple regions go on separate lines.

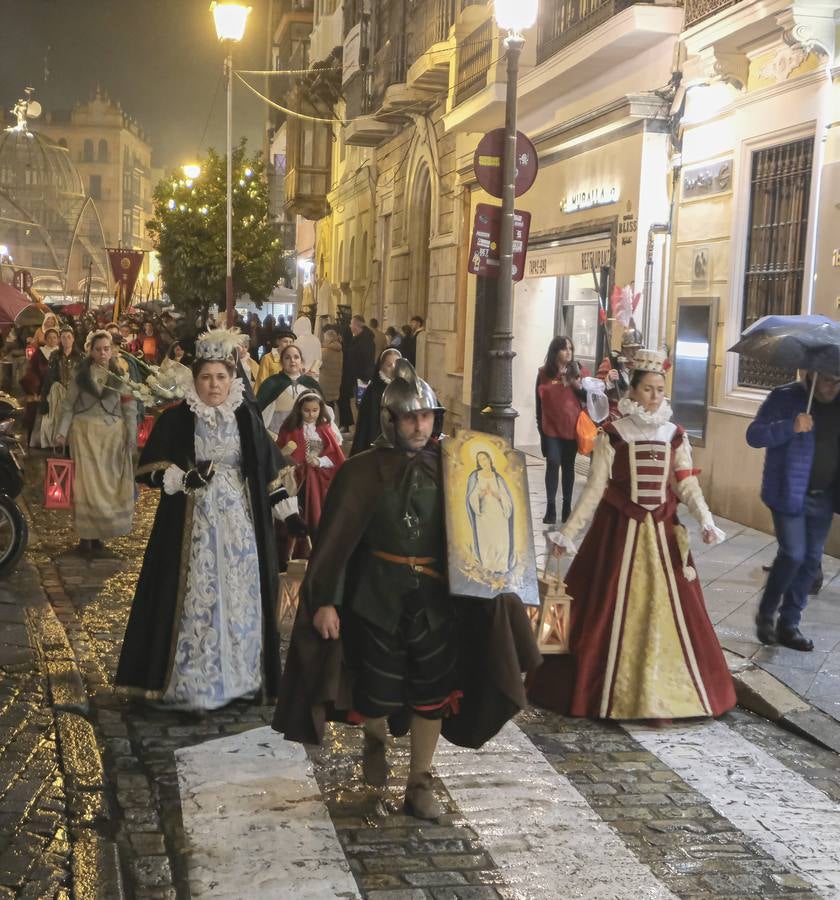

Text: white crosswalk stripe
xmin=435 ymin=722 xmax=676 ymax=899
xmin=171 ymin=717 xmax=840 ymax=899
xmin=175 ymin=726 xmax=361 ymax=899
xmin=627 ymin=719 xmax=840 ymax=897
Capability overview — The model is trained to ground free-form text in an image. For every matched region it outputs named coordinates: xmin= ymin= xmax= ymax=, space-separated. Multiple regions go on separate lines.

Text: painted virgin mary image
xmin=466 ymin=451 xmax=515 ymax=574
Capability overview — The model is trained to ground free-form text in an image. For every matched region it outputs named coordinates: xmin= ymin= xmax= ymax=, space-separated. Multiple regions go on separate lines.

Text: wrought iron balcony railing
xmin=453 ymin=18 xmax=494 ymax=106
xmin=537 ymin=0 xmax=662 ymax=64
xmin=684 ymin=0 xmax=739 ymax=27
xmin=407 ymin=0 xmax=457 ymax=68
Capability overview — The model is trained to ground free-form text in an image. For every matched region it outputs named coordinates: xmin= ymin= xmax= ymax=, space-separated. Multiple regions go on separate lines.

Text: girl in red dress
xmin=277 ymin=391 xmax=345 ymax=535
xmin=536 ymin=349 xmax=736 ymax=722
xmin=536 ymin=336 xmax=588 ymax=524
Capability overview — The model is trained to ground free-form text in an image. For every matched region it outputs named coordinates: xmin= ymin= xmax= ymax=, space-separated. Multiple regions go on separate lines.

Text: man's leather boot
xmin=404 ymin=772 xmax=443 ymax=820
xmin=362 ymin=733 xmax=388 ymax=787
xmin=776 ymin=625 xmax=814 ymax=652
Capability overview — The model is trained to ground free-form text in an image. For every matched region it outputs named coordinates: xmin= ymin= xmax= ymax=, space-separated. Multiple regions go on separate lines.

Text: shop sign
xmin=619 ymin=212 xmax=637 ymax=246
xmin=467 ymin=203 xmax=531 ymax=282
xmin=473 ymin=129 xmax=539 ymax=199
xmin=682 ymin=158 xmax=732 ymax=200
xmin=524 ymin=239 xmax=612 ymax=279
xmin=561 ymin=184 xmax=619 ymax=213
xmin=832 ymin=248 xmax=840 ymax=268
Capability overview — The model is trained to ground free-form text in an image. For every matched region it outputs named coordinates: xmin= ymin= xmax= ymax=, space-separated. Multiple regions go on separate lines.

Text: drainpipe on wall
xmin=643 ymin=223 xmax=669 ymax=348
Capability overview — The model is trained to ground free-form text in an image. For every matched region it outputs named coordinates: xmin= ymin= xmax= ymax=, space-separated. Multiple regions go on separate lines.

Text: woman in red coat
xmin=277 ymin=391 xmax=345 ymax=535
xmin=535 ymin=336 xmax=588 ymax=524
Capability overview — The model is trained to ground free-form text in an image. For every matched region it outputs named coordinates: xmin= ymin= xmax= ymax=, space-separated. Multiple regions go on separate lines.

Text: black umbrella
xmin=729 ymin=314 xmax=840 ymax=412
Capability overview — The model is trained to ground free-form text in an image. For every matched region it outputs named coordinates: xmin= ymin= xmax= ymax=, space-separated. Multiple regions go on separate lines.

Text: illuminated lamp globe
xmin=494 ymin=0 xmax=538 ymax=35
xmin=182 ymin=164 xmax=201 ymax=179
xmin=211 ymin=2 xmax=251 ymax=42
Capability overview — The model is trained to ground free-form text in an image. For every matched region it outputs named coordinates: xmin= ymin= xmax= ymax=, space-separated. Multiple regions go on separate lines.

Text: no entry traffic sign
xmin=473 ymin=129 xmax=538 ymax=199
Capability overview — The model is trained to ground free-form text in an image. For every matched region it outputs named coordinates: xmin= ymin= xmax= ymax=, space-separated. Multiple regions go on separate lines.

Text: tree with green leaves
xmin=147 ymin=141 xmax=284 ymax=321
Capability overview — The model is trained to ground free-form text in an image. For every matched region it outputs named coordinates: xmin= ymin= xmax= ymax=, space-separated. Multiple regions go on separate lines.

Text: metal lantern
xmin=529 ymin=556 xmax=572 ymax=654
xmin=44 ymin=457 xmax=74 ymax=510
xmin=276 ymin=558 xmax=307 ymax=631
xmin=137 ymin=415 xmax=155 ymax=448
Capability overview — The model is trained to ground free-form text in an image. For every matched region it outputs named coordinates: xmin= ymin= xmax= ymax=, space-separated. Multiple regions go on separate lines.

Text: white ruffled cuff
xmin=272 ymin=495 xmax=299 ymax=521
xmin=163 ymin=465 xmax=187 ymax=496
xmin=317 ymin=456 xmax=334 ymax=469
xmin=547 ymin=531 xmax=577 ymax=555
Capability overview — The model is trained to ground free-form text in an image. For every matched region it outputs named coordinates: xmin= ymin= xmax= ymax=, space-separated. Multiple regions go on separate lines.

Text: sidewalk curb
xmin=724 ymin=650 xmax=840 ymax=754
xmin=28 ymin=572 xmax=126 ymax=900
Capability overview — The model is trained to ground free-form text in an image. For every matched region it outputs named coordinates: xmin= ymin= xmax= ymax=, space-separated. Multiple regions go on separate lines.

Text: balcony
xmin=406 ymin=0 xmax=457 ymax=91
xmin=285 ymin=164 xmax=331 ymax=219
xmin=537 ymin=0 xmax=674 ymax=63
xmin=445 ymin=0 xmax=682 ymax=132
xmin=453 ymin=18 xmax=494 ymax=106
xmin=683 ymin=0 xmax=739 ymax=27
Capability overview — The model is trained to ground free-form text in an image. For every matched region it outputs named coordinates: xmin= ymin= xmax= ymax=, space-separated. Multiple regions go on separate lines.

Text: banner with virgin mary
xmin=442 ymin=429 xmax=539 ymax=606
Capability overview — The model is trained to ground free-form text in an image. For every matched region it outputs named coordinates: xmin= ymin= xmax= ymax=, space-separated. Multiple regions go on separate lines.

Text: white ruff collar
xmin=618 ymin=397 xmax=674 ymax=426
xmin=185 ymin=377 xmax=245 ymax=425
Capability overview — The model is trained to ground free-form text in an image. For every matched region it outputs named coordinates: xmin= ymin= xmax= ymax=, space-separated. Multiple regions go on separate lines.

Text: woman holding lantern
xmin=115 ymin=328 xmax=306 ymax=711
xmin=529 ymin=349 xmax=736 ymax=722
xmin=55 ymin=330 xmax=137 ymax=554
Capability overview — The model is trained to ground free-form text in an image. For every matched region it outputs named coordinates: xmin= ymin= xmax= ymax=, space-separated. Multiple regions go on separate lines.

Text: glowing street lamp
xmin=210 ymin=1 xmax=251 ymax=326
xmin=211 ymin=2 xmax=251 ymax=41
xmin=482 ymin=0 xmax=538 ymax=442
xmin=182 ymin=163 xmax=202 ymax=180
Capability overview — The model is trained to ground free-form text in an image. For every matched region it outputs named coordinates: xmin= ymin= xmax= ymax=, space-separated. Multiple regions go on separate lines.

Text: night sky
xmin=0 ymin=0 xmax=270 ymax=171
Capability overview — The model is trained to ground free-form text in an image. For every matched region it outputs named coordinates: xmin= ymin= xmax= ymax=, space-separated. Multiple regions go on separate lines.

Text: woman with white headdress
xmin=116 ymin=328 xmax=307 ymax=710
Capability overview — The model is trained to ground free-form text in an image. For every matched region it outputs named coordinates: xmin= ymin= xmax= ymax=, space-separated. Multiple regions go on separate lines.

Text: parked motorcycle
xmin=0 ymin=394 xmax=28 ymax=575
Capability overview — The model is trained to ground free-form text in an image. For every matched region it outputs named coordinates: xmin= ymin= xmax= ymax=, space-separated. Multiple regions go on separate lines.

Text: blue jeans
xmin=759 ymin=492 xmax=835 ymax=629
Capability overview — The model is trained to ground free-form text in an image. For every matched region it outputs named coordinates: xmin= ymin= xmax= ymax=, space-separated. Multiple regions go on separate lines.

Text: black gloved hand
xmin=284 ymin=512 xmax=308 ymax=538
xmin=184 ymin=460 xmax=215 ymax=491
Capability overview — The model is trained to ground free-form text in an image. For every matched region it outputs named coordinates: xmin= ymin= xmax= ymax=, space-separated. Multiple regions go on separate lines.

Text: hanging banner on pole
xmin=467 ymin=203 xmax=531 ymax=282
xmin=106 ymin=248 xmax=145 ymax=313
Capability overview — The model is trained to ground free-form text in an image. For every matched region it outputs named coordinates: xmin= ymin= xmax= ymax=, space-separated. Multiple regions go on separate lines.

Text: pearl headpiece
xmin=195 ymin=327 xmax=243 ymax=363
xmin=632 ymin=349 xmax=668 ymax=375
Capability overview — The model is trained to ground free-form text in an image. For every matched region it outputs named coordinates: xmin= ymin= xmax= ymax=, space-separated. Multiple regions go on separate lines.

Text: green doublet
xmin=333 ymin=451 xmax=450 ymax=634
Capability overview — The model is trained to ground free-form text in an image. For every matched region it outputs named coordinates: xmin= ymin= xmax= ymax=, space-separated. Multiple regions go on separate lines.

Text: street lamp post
xmin=211 ymin=2 xmax=251 ymax=327
xmin=483 ymin=0 xmax=537 ymax=444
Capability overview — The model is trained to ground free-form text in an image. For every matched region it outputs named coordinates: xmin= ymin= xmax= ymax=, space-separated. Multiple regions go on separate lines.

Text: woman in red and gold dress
xmin=535 ymin=349 xmax=735 ymax=721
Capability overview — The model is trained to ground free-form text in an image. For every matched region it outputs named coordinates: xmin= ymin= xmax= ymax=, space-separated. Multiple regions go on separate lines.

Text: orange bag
xmin=575 ymin=410 xmax=597 ymax=456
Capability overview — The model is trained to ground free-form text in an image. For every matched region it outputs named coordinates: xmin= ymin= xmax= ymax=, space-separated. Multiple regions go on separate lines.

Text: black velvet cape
xmin=116 ymin=399 xmax=283 ymax=700
xmin=272 ymin=445 xmax=543 ymax=748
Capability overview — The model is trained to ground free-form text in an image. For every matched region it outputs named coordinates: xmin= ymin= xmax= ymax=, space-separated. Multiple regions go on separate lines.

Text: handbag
xmin=575 ymin=409 xmax=597 ymax=456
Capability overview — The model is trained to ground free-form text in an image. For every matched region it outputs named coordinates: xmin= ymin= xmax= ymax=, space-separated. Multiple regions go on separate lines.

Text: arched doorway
xmin=408 ymin=165 xmax=432 ymax=323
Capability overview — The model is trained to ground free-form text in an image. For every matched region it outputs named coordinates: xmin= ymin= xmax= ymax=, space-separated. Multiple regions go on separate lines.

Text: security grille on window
xmin=739 ymin=136 xmax=814 ymax=389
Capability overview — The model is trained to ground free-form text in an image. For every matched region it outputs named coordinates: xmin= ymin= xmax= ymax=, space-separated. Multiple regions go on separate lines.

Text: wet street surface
xmin=3 ymin=451 xmax=840 ymax=898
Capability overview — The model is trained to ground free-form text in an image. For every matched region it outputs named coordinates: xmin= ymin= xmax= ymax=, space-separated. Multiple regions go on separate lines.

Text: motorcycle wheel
xmin=0 ymin=494 xmax=28 ymax=575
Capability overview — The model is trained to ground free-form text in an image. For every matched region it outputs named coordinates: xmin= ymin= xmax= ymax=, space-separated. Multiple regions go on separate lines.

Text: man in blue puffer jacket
xmin=747 ymin=373 xmax=840 ymax=651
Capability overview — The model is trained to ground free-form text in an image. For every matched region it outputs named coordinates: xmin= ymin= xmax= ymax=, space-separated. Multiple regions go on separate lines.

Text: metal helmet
xmin=378 ymin=359 xmax=445 ymax=448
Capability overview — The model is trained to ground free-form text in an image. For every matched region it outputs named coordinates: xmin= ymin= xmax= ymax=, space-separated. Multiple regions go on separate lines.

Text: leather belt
xmin=371 ymin=550 xmax=445 ymax=582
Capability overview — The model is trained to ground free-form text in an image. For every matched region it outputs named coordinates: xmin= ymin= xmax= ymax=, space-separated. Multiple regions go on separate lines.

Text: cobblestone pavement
xmin=4 ymin=450 xmax=840 ymax=898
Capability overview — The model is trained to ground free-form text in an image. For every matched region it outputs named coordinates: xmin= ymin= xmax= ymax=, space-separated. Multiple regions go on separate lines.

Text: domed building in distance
xmin=0 ymin=97 xmax=110 ymax=301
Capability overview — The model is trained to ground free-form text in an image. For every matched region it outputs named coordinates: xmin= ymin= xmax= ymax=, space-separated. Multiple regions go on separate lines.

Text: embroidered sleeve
xmin=548 ymin=429 xmax=614 ymax=549
xmin=672 ymin=435 xmax=724 ymax=541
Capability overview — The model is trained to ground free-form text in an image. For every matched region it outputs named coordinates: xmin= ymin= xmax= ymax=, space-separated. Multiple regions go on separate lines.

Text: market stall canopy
xmin=0 ymin=282 xmax=48 ymax=327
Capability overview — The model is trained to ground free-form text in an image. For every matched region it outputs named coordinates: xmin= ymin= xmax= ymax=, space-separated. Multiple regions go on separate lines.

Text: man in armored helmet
xmin=274 ymin=360 xmax=540 ymax=821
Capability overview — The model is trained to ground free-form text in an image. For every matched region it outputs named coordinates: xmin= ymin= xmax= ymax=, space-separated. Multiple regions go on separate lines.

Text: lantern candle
xmin=44 ymin=457 xmax=74 ymax=510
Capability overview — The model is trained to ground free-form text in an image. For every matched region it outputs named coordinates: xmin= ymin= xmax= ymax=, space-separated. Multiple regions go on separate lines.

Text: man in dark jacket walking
xmin=338 ymin=315 xmax=375 ymax=431
xmin=747 ymin=372 xmax=840 ymax=650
